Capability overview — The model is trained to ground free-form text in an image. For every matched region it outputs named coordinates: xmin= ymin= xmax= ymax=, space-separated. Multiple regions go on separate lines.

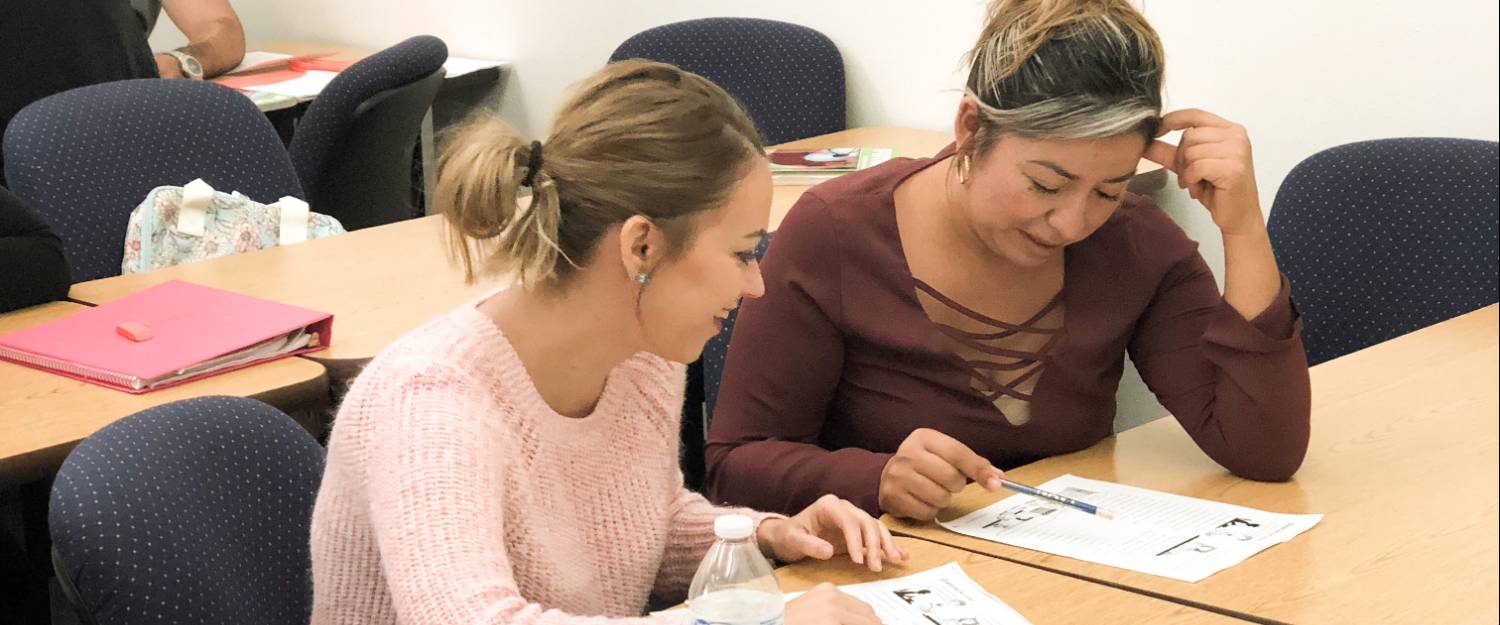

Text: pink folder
xmin=0 ymin=280 xmax=333 ymax=393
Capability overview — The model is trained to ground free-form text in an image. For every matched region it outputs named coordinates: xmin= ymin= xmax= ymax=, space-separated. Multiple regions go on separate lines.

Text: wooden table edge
xmin=1 ymin=360 xmax=329 ymax=487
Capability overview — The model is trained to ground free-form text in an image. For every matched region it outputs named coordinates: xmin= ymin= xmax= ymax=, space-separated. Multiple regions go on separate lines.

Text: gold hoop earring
xmin=956 ymin=153 xmax=972 ymax=185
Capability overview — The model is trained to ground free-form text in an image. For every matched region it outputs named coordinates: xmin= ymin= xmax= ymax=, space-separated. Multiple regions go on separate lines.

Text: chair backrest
xmin=49 ymin=396 xmax=326 ymax=625
xmin=2 ymin=79 xmax=303 ymax=282
xmin=289 ymin=35 xmax=448 ymax=231
xmin=610 ymin=18 xmax=845 ymax=145
xmin=1267 ymin=137 xmax=1499 ymax=365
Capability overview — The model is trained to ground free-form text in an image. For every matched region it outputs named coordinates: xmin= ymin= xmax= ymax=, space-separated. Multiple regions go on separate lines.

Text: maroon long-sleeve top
xmin=704 ymin=149 xmax=1311 ymax=516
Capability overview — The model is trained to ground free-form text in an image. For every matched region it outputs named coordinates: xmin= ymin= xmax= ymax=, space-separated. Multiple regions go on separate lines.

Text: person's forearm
xmin=1221 ymin=223 xmax=1282 ymax=321
xmin=179 ymin=17 xmax=245 ymax=78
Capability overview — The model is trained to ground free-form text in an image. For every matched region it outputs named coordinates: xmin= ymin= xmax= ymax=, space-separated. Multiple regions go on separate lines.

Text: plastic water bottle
xmin=687 ymin=514 xmax=785 ymax=625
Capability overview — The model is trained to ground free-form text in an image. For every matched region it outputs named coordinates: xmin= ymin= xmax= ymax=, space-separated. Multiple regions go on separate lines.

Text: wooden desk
xmin=0 ymin=302 xmax=329 ymax=486
xmin=887 ymin=305 xmax=1500 ymax=625
xmin=774 ymin=537 xmax=1247 ymax=624
xmin=769 ymin=127 xmax=1168 ymax=232
xmin=68 ymin=216 xmax=504 ymax=378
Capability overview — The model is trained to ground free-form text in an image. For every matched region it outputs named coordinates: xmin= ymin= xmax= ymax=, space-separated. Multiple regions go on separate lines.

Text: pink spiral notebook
xmin=0 ymin=281 xmax=333 ymax=393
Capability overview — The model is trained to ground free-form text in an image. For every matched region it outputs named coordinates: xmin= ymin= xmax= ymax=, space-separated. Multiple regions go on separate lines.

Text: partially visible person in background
xmin=1 ymin=0 xmax=158 ymax=183
xmin=0 ymin=185 xmax=71 ymax=313
xmin=133 ymin=0 xmax=246 ymax=80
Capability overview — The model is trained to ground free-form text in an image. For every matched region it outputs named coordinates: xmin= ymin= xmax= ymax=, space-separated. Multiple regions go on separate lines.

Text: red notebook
xmin=0 ymin=281 xmax=333 ymax=393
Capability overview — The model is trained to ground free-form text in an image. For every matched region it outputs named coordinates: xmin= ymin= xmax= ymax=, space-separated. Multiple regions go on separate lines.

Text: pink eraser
xmin=116 ymin=321 xmax=153 ymax=342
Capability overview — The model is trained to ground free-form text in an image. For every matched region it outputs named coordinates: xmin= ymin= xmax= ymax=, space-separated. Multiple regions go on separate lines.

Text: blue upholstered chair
xmin=49 ymin=396 xmax=325 ymax=625
xmin=1267 ymin=138 xmax=1499 ymax=365
xmin=289 ymin=35 xmax=448 ymax=231
xmin=610 ymin=18 xmax=845 ymax=145
xmin=2 ymin=79 xmax=303 ymax=282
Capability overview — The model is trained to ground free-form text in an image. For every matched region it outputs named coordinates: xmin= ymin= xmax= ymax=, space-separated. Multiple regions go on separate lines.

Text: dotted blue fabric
xmin=703 ymin=233 xmax=775 ymax=423
xmin=610 ymin=18 xmax=845 ymax=145
xmin=288 ymin=35 xmax=448 ymax=201
xmin=2 ymin=79 xmax=303 ymax=283
xmin=1267 ymin=138 xmax=1499 ymax=365
xmin=48 ymin=396 xmax=325 ymax=625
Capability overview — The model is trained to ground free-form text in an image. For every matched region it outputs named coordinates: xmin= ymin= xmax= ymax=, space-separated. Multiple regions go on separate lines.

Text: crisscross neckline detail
xmin=912 ymin=277 xmax=1063 ymax=421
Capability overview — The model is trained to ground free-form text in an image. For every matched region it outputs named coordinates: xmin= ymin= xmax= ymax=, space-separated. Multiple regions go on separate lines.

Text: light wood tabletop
xmin=768 ymin=127 xmax=1167 ymax=231
xmin=885 ymin=305 xmax=1499 ymax=625
xmin=67 ymin=215 xmax=505 ymax=377
xmin=244 ymin=40 xmax=375 ymax=62
xmin=0 ymin=302 xmax=329 ymax=486
xmin=773 ymin=537 xmax=1248 ymax=624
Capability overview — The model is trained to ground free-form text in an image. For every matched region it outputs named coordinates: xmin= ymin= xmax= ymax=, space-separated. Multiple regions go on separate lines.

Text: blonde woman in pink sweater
xmin=309 ymin=60 xmax=902 ymax=625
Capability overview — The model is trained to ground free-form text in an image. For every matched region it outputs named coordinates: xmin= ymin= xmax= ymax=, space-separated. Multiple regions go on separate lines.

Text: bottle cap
xmin=714 ymin=514 xmax=754 ymax=540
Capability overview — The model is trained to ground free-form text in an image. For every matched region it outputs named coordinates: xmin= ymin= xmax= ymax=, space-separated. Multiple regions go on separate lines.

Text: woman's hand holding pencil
xmin=879 ymin=428 xmax=1007 ymax=521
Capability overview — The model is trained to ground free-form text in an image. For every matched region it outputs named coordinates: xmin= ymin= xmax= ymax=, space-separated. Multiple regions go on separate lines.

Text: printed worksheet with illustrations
xmin=940 ymin=474 xmax=1322 ymax=583
xmin=658 ymin=562 xmax=1031 ymax=625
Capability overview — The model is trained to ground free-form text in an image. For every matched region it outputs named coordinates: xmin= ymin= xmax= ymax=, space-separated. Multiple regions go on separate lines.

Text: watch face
xmin=173 ymin=52 xmax=203 ymax=79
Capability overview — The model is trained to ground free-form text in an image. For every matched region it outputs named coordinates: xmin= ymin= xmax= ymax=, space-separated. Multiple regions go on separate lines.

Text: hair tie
xmin=521 ymin=141 xmax=544 ymax=187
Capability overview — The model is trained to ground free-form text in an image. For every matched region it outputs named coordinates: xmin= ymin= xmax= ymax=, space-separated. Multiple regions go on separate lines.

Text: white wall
xmin=183 ymin=1 xmax=990 ymax=137
xmin=1110 ymin=0 xmax=1500 ymax=429
xmin=194 ymin=0 xmax=1497 ymax=428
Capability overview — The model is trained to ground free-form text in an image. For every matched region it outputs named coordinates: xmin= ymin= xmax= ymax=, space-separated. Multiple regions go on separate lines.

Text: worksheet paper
xmin=939 ymin=474 xmax=1321 ymax=583
xmin=657 ymin=562 xmax=1031 ymax=625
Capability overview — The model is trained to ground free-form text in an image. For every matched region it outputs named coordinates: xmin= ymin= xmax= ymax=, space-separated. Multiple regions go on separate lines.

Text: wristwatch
xmin=165 ymin=50 xmax=205 ymax=80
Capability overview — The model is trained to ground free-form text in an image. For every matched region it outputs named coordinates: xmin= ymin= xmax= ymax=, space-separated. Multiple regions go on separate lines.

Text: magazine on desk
xmin=768 ymin=147 xmax=895 ymax=185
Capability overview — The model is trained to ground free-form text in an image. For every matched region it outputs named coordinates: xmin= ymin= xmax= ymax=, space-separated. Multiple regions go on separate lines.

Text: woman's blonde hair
xmin=962 ymin=0 xmax=1165 ymax=156
xmin=435 ymin=60 xmax=765 ymax=287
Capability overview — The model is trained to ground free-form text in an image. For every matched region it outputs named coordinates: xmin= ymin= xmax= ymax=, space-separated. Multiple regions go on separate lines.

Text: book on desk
xmin=0 ymin=280 xmax=332 ymax=393
xmin=769 ymin=147 xmax=895 ymax=185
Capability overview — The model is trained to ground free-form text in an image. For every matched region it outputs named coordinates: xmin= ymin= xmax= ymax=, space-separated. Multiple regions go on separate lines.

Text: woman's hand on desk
xmin=879 ymin=428 xmax=1005 ymax=521
xmin=785 ymin=583 xmax=882 ymax=625
xmin=758 ymin=494 xmax=907 ymax=573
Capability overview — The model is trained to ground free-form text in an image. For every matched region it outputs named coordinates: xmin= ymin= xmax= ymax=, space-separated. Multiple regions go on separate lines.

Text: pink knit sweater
xmin=309 ymin=303 xmax=774 ymax=624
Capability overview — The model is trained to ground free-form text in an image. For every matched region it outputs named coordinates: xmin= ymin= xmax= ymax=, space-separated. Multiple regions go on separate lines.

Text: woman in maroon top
xmin=705 ymin=0 xmax=1311 ymax=520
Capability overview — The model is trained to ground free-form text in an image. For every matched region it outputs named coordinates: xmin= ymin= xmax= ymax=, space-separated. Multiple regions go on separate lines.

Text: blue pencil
xmin=1001 ymin=479 xmax=1114 ymax=520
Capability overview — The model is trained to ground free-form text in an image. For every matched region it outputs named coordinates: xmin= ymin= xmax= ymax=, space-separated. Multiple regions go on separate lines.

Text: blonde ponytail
xmin=435 ymin=116 xmax=570 ymax=287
